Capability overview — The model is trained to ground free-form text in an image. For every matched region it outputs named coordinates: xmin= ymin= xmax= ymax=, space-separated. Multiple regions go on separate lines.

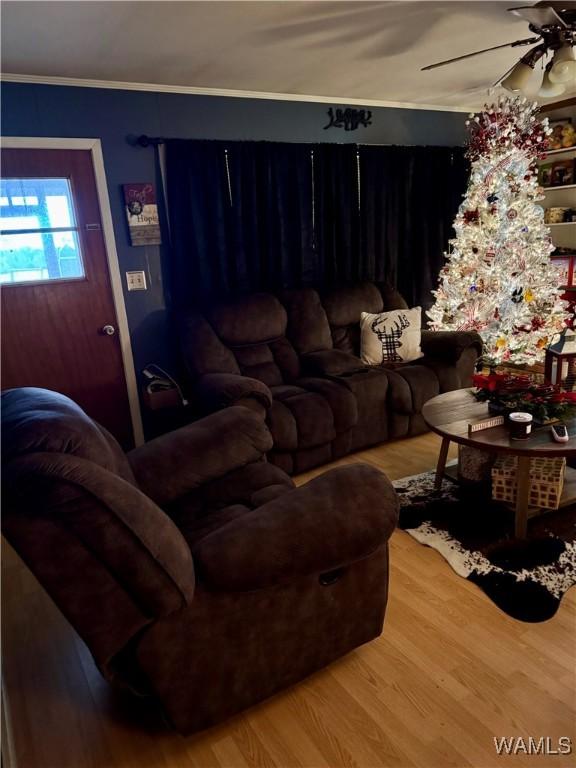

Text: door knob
xmin=101 ymin=324 xmax=116 ymax=336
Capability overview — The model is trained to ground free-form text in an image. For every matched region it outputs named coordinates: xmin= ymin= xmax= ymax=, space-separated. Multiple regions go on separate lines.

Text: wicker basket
xmin=491 ymin=455 xmax=566 ymax=510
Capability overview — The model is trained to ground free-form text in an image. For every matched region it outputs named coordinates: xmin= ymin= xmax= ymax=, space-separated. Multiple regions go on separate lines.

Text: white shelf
xmin=543 ymin=184 xmax=576 ymax=191
xmin=543 ymin=146 xmax=576 ymax=156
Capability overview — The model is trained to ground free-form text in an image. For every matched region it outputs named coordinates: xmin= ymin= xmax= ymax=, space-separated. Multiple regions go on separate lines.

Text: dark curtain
xmin=165 ymin=139 xmax=467 ymax=309
xmin=165 ymin=139 xmax=314 ymax=306
xmin=165 ymin=141 xmax=233 ymax=307
xmin=227 ymin=142 xmax=315 ymax=292
xmin=312 ymin=143 xmax=361 ymax=283
xmin=360 ymin=145 xmax=468 ymax=308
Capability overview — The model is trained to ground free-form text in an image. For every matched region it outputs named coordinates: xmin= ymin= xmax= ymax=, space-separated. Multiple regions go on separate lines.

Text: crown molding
xmin=1 ymin=72 xmax=471 ymax=113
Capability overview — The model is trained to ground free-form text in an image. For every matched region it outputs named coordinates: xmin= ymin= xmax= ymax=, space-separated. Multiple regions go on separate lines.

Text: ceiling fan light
xmin=549 ymin=45 xmax=576 ymax=84
xmin=538 ymin=67 xmax=566 ymax=98
xmin=501 ymin=61 xmax=534 ymax=92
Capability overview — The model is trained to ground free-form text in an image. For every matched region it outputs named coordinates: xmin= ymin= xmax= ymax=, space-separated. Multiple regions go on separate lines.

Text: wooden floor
xmin=2 ymin=433 xmax=575 ymax=768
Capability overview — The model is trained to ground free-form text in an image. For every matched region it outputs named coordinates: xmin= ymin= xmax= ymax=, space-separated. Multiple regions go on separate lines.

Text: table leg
xmin=435 ymin=437 xmax=451 ymax=490
xmin=515 ymin=456 xmax=531 ymax=539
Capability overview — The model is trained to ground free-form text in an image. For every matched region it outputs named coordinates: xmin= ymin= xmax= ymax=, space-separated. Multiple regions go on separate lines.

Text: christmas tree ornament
xmin=427 ymin=96 xmax=569 ymax=366
xmin=511 ymin=287 xmax=524 ymax=303
xmin=463 ymin=209 xmax=480 ymax=224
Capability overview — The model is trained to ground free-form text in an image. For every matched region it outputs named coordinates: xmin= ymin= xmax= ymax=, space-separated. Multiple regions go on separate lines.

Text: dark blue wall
xmin=2 ymin=81 xmax=466 ymax=383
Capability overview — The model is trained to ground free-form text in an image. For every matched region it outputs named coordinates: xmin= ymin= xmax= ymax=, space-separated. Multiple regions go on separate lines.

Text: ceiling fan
xmin=422 ymin=2 xmax=576 ymax=98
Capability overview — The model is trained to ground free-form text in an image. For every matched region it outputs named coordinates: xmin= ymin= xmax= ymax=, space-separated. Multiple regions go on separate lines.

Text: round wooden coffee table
xmin=422 ymin=389 xmax=576 ymax=538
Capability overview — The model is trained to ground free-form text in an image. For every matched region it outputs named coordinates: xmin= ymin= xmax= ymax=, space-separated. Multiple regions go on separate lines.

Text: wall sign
xmin=123 ymin=183 xmax=162 ymax=246
xmin=324 ymin=107 xmax=372 ymax=131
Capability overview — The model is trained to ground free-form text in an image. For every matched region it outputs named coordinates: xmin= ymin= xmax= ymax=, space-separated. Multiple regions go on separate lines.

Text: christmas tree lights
xmin=427 ymin=97 xmax=570 ymax=366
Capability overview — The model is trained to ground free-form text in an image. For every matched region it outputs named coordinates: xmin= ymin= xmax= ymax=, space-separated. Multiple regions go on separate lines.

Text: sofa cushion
xmin=384 ymin=364 xmax=440 ymax=415
xmin=281 ymin=288 xmax=333 ymax=355
xmin=206 ymin=294 xmax=300 ymax=387
xmin=181 ymin=313 xmax=241 ymax=377
xmin=208 ymin=293 xmax=287 ymax=346
xmin=2 ymin=387 xmax=135 ymax=483
xmin=180 ymin=504 xmax=252 ymax=546
xmin=268 ymin=390 xmax=336 ymax=451
xmin=229 ymin=340 xmax=300 ymax=388
xmin=300 ymin=349 xmax=365 ymax=377
xmin=322 ymin=282 xmax=384 ymax=327
xmin=195 ymin=373 xmax=272 ymax=413
xmin=268 ymin=399 xmax=299 ymax=451
xmin=191 ymin=464 xmax=398 ymax=591
xmin=296 ymin=378 xmax=358 ymax=433
xmin=270 ymin=384 xmax=307 ymax=401
xmin=285 ymin=392 xmax=336 ymax=448
xmin=4 ymin=452 xmax=195 ymax=621
xmin=269 ymin=337 xmax=301 ymax=381
xmin=168 ymin=461 xmax=294 ymax=521
xmin=322 ymin=283 xmax=384 ymax=356
xmin=378 ymin=284 xmax=409 ymax=311
xmin=233 ymin=343 xmax=284 ymax=387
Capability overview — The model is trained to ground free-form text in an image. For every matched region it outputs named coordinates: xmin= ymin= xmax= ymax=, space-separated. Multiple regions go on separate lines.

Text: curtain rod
xmin=132 ymin=135 xmax=462 ymax=149
xmin=135 ymin=135 xmax=165 ymax=147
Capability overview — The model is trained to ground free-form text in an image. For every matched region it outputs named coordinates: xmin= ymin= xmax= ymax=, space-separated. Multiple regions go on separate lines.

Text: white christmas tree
xmin=427 ymin=96 xmax=570 ymax=366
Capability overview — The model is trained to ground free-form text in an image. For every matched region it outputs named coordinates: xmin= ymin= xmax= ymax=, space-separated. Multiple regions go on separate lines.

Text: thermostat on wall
xmin=126 ymin=270 xmax=147 ymax=291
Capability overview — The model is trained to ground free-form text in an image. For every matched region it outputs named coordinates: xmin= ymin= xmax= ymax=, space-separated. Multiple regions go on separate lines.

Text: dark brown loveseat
xmin=2 ymin=387 xmax=399 ymax=734
xmin=181 ymin=282 xmax=482 ymax=474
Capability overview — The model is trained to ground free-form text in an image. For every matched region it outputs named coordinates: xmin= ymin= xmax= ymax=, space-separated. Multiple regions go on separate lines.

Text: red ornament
xmin=507 ymin=209 xmax=518 ymax=220
xmin=463 ymin=209 xmax=480 ymax=224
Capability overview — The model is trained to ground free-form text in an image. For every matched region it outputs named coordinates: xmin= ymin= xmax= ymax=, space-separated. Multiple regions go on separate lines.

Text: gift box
xmin=491 ymin=455 xmax=566 ymax=510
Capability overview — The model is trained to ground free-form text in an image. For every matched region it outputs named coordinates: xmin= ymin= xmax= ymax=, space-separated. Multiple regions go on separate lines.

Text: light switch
xmin=126 ymin=270 xmax=147 ymax=291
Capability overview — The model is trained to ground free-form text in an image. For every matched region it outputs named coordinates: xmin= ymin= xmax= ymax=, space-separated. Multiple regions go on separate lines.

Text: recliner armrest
xmin=196 ymin=373 xmax=272 ymax=413
xmin=129 ymin=407 xmax=273 ymax=506
xmin=420 ymin=330 xmax=483 ymax=365
xmin=192 ymin=464 xmax=398 ymax=591
xmin=301 ymin=349 xmax=366 ymax=377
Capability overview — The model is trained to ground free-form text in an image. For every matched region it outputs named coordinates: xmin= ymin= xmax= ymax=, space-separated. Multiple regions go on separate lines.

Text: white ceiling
xmin=2 ymin=1 xmax=575 ymax=111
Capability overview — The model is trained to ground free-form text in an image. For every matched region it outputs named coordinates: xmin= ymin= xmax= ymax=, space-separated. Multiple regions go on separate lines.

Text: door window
xmin=0 ymin=178 xmax=85 ymax=284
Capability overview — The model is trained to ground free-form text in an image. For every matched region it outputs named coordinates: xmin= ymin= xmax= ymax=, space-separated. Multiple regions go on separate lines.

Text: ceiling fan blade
xmin=507 ymin=5 xmax=568 ymax=28
xmin=492 ymin=62 xmax=519 ymax=88
xmin=421 ymin=37 xmax=540 ymax=71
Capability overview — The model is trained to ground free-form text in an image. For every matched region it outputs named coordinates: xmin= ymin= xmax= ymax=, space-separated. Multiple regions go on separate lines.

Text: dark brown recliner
xmin=181 ymin=283 xmax=482 ymax=472
xmin=2 ymin=387 xmax=399 ymax=735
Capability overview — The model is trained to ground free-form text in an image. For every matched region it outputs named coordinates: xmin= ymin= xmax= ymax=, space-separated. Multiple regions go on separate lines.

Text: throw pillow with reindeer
xmin=360 ymin=307 xmax=423 ymax=365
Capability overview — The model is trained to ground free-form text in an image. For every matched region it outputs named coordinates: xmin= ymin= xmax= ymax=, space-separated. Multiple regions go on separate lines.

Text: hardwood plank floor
xmin=2 ymin=433 xmax=575 ymax=768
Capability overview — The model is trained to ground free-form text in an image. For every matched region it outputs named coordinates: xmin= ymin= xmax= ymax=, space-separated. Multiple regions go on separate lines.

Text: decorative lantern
xmin=545 ymin=329 xmax=576 ymax=389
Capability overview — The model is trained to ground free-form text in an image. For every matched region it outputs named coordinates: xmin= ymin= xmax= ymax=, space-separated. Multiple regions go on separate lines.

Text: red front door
xmin=1 ymin=148 xmax=134 ymax=447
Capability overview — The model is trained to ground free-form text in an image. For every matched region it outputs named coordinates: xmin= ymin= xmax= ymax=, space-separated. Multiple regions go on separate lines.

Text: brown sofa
xmin=2 ymin=387 xmax=399 ymax=734
xmin=181 ymin=282 xmax=482 ymax=474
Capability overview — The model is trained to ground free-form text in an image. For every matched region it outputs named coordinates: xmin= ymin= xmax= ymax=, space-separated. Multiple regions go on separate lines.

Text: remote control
xmin=551 ymin=424 xmax=569 ymax=443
